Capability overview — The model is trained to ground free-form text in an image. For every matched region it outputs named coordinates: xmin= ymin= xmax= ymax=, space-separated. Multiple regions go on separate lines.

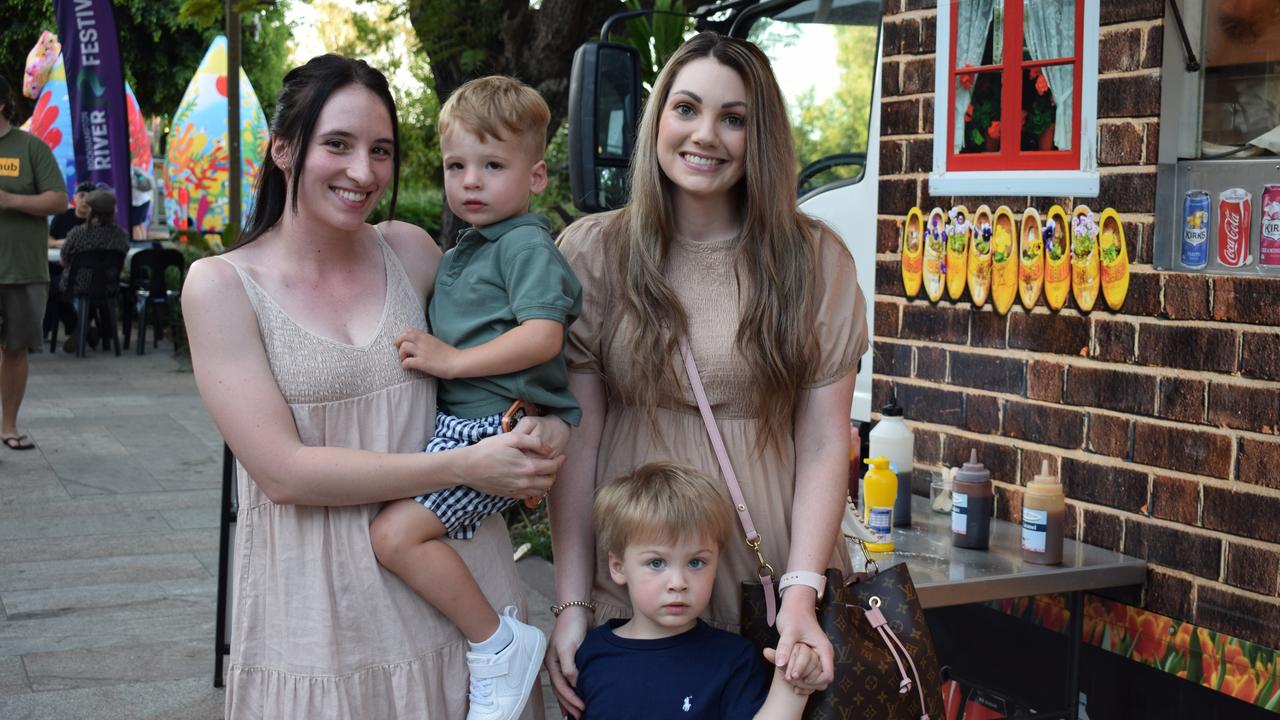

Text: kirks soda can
xmin=1181 ymin=190 xmax=1210 ymax=269
xmin=1261 ymin=184 xmax=1280 ymax=267
xmin=1218 ymin=188 xmax=1252 ymax=268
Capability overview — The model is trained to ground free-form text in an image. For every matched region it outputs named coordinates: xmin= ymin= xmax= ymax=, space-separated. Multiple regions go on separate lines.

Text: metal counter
xmin=849 ymin=495 xmax=1148 ymax=608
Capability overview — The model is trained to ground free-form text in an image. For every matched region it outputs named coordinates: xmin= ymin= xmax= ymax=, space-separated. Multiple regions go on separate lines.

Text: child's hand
xmin=509 ymin=415 xmax=569 ymax=458
xmin=763 ymin=644 xmax=819 ymax=696
xmin=395 ymin=328 xmax=461 ymax=379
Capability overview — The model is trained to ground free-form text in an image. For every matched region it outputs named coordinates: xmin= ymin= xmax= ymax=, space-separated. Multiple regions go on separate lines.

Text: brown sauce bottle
xmin=1021 ymin=460 xmax=1065 ymax=565
xmin=951 ymin=450 xmax=993 ymax=550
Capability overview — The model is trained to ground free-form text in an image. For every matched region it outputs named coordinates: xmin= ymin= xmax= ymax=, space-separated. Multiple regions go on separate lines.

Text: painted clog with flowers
xmin=923 ymin=207 xmax=947 ymax=302
xmin=901 ymin=206 xmax=924 ymax=298
xmin=1044 ymin=204 xmax=1071 ymax=310
xmin=1019 ymin=208 xmax=1045 ymax=309
xmin=967 ymin=204 xmax=993 ymax=307
xmin=946 ymin=205 xmax=971 ymax=301
xmin=991 ymin=206 xmax=1018 ymax=315
xmin=1098 ymin=208 xmax=1129 ymax=310
xmin=1071 ymin=206 xmax=1100 ymax=312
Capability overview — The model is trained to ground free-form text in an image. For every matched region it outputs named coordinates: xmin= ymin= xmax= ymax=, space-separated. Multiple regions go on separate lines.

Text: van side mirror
xmin=568 ymin=42 xmax=643 ymax=213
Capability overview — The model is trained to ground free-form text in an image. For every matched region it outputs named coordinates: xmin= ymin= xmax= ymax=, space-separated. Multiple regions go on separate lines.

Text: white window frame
xmin=929 ymin=0 xmax=1101 ymax=197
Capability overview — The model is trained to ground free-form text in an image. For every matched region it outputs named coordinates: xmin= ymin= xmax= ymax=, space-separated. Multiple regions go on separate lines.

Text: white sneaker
xmin=465 ymin=606 xmax=547 ymax=720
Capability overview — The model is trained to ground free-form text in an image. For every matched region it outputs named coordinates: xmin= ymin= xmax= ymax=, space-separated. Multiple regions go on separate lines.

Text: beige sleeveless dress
xmin=218 ymin=229 xmax=541 ymax=719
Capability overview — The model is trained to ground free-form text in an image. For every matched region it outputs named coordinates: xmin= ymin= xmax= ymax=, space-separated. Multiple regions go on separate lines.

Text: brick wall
xmin=876 ymin=0 xmax=1280 ymax=651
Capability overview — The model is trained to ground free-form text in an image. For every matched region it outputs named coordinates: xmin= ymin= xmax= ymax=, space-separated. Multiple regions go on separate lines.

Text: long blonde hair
xmin=604 ymin=32 xmax=822 ymax=450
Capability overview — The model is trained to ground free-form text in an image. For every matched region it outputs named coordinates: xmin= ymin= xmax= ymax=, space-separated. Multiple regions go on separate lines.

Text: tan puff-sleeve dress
xmin=557 ymin=213 xmax=870 ymax=632
xmin=218 ymin=231 xmax=542 ymax=719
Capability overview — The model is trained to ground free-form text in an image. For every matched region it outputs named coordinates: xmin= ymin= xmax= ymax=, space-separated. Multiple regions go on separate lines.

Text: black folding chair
xmin=51 ymin=249 xmax=125 ymax=357
xmin=214 ymin=443 xmax=238 ymax=687
xmin=122 ymin=248 xmax=186 ymax=354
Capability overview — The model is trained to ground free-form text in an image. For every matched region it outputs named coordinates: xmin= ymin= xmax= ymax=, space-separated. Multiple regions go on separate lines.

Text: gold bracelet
xmin=550 ymin=600 xmax=595 ymax=617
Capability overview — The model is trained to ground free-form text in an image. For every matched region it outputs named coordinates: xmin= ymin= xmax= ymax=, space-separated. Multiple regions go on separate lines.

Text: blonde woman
xmin=545 ymin=32 xmax=868 ymax=718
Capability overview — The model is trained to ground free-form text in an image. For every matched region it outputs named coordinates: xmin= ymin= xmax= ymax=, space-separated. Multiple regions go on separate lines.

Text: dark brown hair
xmin=239 ymin=55 xmax=400 ymax=245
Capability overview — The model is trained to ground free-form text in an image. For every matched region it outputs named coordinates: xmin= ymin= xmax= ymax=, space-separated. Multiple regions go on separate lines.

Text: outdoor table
xmin=850 ymin=495 xmax=1147 ymax=720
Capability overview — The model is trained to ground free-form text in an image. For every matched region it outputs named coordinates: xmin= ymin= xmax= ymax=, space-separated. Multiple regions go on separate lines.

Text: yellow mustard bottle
xmin=862 ymin=456 xmax=897 ymax=552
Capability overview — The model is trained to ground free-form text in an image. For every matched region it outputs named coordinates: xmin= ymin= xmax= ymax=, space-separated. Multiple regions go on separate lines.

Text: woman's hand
xmin=545 ymin=607 xmax=591 ymax=718
xmin=772 ymin=589 xmax=833 ymax=692
xmin=512 ymin=414 xmax=571 ymax=458
xmin=460 ymin=431 xmax=565 ymax=501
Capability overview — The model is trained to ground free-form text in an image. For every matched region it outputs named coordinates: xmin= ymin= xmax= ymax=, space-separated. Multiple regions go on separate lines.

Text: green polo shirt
xmin=0 ymin=127 xmax=66 ymax=284
xmin=430 ymin=213 xmax=583 ymax=424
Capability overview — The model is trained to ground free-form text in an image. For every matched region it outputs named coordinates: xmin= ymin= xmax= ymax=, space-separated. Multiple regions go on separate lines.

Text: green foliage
xmin=621 ymin=0 xmax=694 ymax=91
xmin=0 ymin=0 xmax=290 ymax=123
xmin=788 ymin=24 xmax=877 ymax=182
xmin=503 ymin=503 xmax=553 ymax=562
xmin=369 ymin=185 xmax=446 ymax=241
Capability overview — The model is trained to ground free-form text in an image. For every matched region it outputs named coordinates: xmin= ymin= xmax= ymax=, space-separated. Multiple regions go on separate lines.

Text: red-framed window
xmin=945 ymin=0 xmax=1084 ymax=172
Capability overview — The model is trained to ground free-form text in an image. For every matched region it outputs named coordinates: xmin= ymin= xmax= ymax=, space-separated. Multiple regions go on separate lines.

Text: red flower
xmin=1035 ymin=74 xmax=1050 ymax=95
xmin=987 ymin=120 xmax=1001 ymax=139
xmin=1030 ymin=67 xmax=1042 ymax=80
xmin=958 ymin=64 xmax=976 ymax=90
xmin=965 ymin=104 xmax=974 ymax=122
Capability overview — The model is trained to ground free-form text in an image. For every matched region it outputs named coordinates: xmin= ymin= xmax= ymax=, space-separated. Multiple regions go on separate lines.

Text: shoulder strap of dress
xmin=209 ymin=254 xmax=269 ymax=318
xmin=372 ymin=223 xmax=427 ymax=316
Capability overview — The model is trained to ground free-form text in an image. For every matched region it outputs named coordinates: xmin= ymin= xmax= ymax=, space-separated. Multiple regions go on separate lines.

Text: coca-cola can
xmin=1218 ymin=188 xmax=1252 ymax=268
xmin=1261 ymin=184 xmax=1280 ymax=267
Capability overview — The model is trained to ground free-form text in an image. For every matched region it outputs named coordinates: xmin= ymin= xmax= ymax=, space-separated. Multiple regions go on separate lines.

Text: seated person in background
xmin=129 ymin=165 xmax=153 ymax=239
xmin=57 ymin=187 xmax=128 ymax=351
xmin=573 ymin=462 xmax=818 ymax=720
xmin=48 ymin=180 xmax=95 ymax=249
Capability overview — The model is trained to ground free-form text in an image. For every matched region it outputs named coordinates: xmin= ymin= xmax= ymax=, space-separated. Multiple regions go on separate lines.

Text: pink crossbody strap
xmin=679 ymin=337 xmax=778 ymax=627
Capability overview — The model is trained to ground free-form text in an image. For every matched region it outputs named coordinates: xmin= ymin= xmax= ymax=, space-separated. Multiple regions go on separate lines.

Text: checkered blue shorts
xmin=415 ymin=410 xmax=519 ymax=540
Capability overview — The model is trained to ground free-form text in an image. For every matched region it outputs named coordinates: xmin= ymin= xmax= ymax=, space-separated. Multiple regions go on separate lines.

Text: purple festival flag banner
xmin=54 ymin=0 xmax=130 ymax=227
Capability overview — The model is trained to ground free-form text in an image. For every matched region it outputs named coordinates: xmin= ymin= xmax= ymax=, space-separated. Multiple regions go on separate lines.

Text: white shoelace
xmin=469 ymin=675 xmax=495 ymax=707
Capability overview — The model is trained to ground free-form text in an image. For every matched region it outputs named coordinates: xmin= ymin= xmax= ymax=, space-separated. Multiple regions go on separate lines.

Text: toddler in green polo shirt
xmin=369 ymin=75 xmax=581 ymax=720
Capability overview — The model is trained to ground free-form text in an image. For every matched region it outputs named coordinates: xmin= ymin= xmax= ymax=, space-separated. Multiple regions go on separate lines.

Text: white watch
xmin=778 ymin=570 xmax=827 ymax=600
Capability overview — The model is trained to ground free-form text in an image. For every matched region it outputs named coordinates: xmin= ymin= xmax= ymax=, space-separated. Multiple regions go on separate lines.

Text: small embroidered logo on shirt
xmin=682 ymin=696 xmax=692 ymax=712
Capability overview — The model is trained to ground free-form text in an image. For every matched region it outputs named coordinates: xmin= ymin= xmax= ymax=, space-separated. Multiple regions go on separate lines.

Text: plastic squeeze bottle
xmin=848 ymin=424 xmax=861 ymax=505
xmin=1022 ymin=460 xmax=1065 ymax=564
xmin=869 ymin=392 xmax=914 ymax=527
xmin=951 ymin=449 xmax=993 ymax=550
xmin=862 ymin=456 xmax=897 ymax=552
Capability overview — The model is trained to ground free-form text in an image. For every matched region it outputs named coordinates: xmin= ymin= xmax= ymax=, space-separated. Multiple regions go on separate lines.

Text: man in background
xmin=0 ymin=74 xmax=67 ymax=451
xmin=48 ymin=180 xmax=95 ymax=248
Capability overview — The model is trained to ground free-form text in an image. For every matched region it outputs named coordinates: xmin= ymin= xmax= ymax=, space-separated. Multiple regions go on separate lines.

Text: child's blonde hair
xmin=438 ymin=75 xmax=550 ymax=159
xmin=594 ymin=463 xmax=734 ymax=558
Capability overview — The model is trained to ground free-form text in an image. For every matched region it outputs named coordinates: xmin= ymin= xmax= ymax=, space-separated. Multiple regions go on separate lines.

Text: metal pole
xmin=226 ymin=1 xmax=242 ymax=246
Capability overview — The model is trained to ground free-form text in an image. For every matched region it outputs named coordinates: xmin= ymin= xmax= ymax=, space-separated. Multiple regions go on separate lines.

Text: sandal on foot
xmin=2 ymin=435 xmax=36 ymax=451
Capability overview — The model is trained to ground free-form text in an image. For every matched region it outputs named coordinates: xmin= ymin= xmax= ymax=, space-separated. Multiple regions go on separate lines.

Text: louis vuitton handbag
xmin=680 ymin=338 xmax=943 ymax=720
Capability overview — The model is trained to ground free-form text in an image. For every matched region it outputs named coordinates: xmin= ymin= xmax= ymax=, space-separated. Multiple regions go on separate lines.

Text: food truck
xmin=568 ymin=1 xmax=1280 ymax=717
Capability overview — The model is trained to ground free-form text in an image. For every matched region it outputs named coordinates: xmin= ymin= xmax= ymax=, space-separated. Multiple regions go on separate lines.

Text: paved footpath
xmin=0 ymin=347 xmax=562 ymax=719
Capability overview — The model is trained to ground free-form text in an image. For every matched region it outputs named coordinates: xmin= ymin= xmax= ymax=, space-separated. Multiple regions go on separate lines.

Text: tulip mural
xmin=995 ymin=594 xmax=1280 ymax=710
xmin=164 ymin=35 xmax=269 ymax=237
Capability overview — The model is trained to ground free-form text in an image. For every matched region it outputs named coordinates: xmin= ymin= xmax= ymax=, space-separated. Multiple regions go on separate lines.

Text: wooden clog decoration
xmin=1019 ymin=208 xmax=1045 ymax=310
xmin=946 ymin=206 xmax=971 ymax=301
xmin=923 ymin=207 xmax=946 ymax=302
xmin=901 ymin=207 xmax=924 ymax=298
xmin=967 ymin=204 xmax=993 ymax=307
xmin=1044 ymin=204 xmax=1071 ymax=310
xmin=1070 ymin=206 xmax=1100 ymax=313
xmin=1098 ymin=208 xmax=1130 ymax=310
xmin=990 ymin=206 xmax=1018 ymax=315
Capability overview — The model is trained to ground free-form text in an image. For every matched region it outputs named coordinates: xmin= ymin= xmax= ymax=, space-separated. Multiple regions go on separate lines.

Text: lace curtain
xmin=1023 ymin=0 xmax=1075 ymax=150
xmin=954 ymin=0 xmax=995 ymax=152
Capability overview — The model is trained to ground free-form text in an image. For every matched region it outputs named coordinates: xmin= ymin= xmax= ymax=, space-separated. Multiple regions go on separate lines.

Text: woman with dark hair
xmin=57 ymin=187 xmax=129 ymax=351
xmin=183 ymin=55 xmax=565 ymax=719
xmin=544 ymin=32 xmax=869 ymax=718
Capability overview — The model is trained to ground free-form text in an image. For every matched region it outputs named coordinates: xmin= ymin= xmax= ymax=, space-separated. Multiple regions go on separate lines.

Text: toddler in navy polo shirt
xmin=369 ymin=75 xmax=581 ymax=720
xmin=575 ymin=463 xmax=817 ymax=719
